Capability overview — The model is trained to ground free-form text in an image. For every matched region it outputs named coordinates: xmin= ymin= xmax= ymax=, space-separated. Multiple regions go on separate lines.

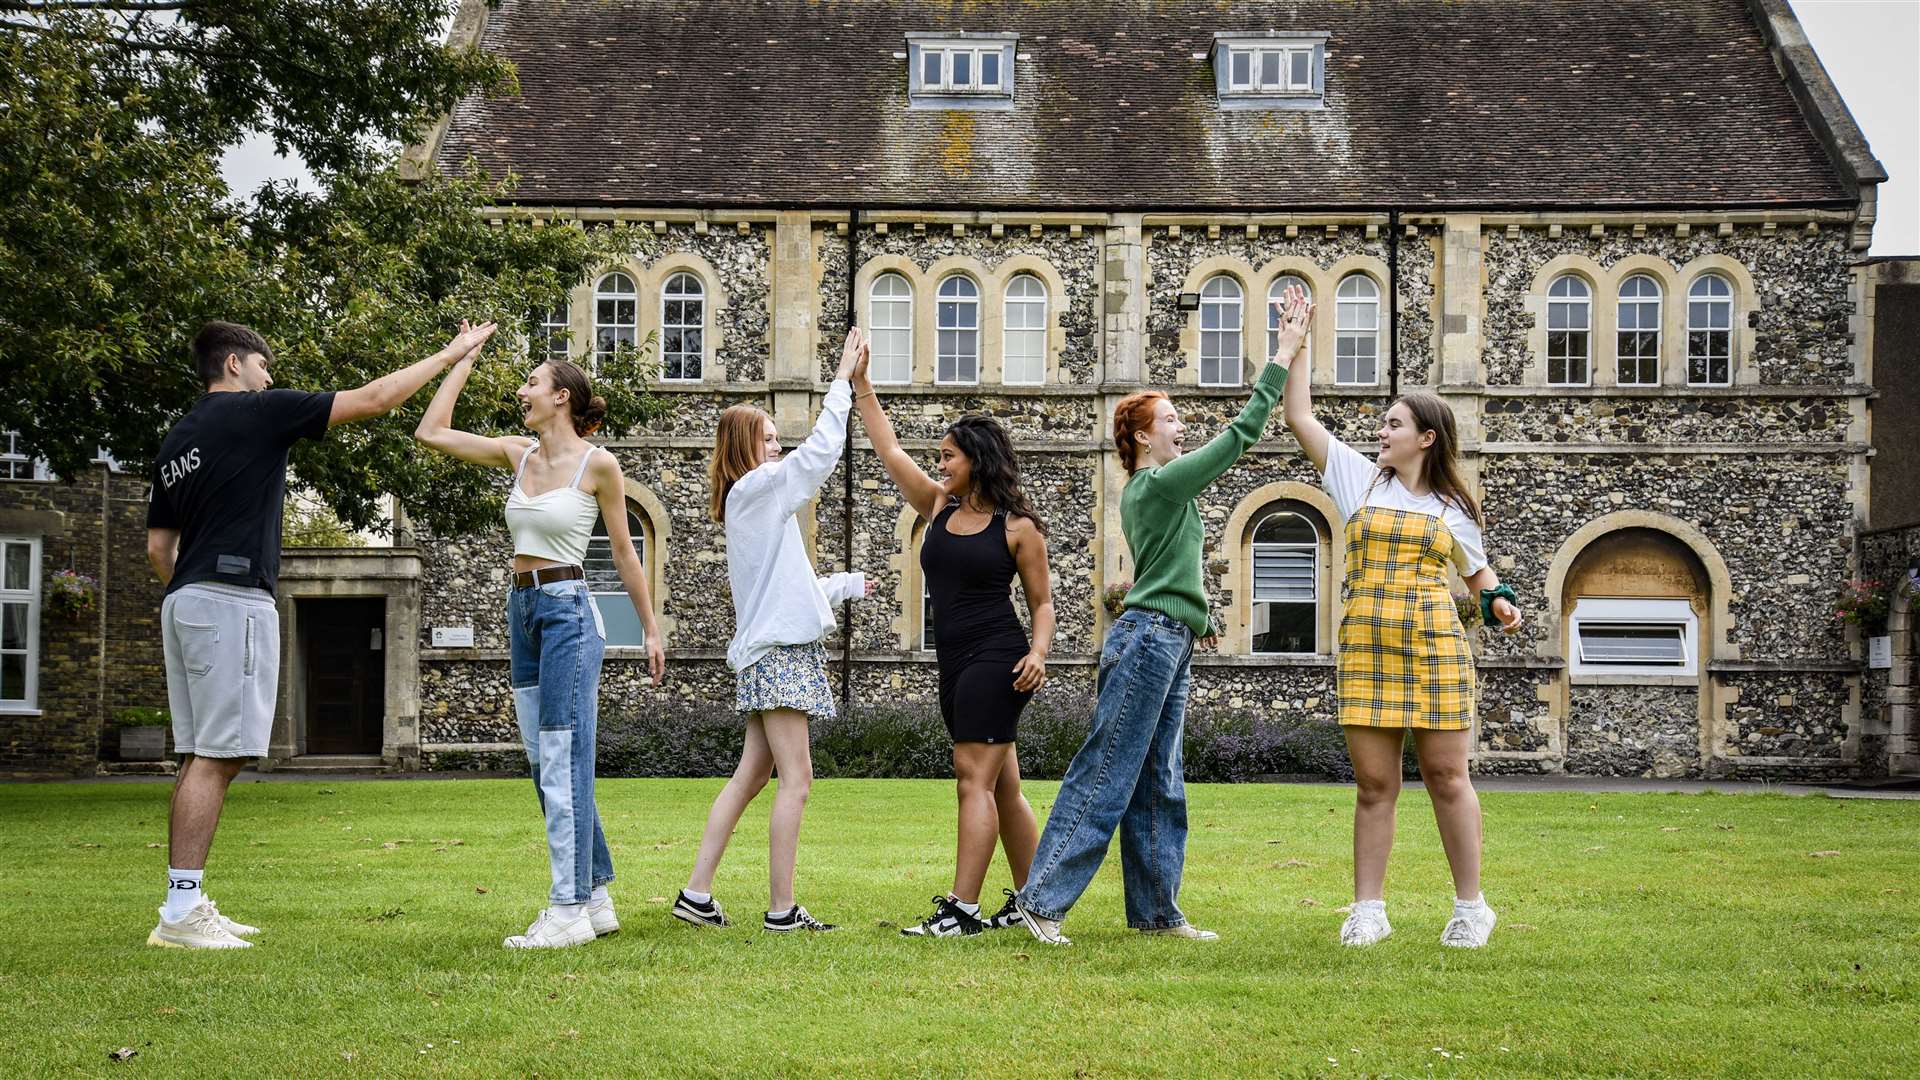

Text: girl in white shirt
xmin=1279 ymin=300 xmax=1523 ymax=951
xmin=673 ymin=328 xmax=873 ymax=933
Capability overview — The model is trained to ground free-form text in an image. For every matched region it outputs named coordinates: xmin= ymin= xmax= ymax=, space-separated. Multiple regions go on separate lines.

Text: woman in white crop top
xmin=1279 ymin=292 xmax=1523 ymax=953
xmin=670 ymin=328 xmax=874 ymax=935
xmin=415 ymin=350 xmax=663 ymax=950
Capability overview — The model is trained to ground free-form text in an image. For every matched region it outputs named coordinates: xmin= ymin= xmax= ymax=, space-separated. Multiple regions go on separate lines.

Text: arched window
xmin=1003 ymin=274 xmax=1048 ymax=385
xmin=1546 ymin=275 xmax=1592 ymax=386
xmin=1198 ymin=275 xmax=1244 ymax=386
xmin=660 ymin=272 xmax=704 ymax=381
xmin=936 ymin=275 xmax=980 ymax=384
xmin=868 ymin=273 xmax=913 ymax=384
xmin=1250 ymin=507 xmax=1320 ymax=655
xmin=1563 ymin=528 xmax=1709 ymax=678
xmin=1334 ymin=274 xmax=1380 ymax=386
xmin=1616 ymin=274 xmax=1662 ymax=386
xmin=593 ymin=272 xmax=637 ymax=370
xmin=1687 ymin=274 xmax=1734 ymax=387
xmin=531 ymin=301 xmax=570 ymax=363
xmin=585 ymin=505 xmax=648 ymax=646
xmin=1267 ymin=275 xmax=1312 ymax=367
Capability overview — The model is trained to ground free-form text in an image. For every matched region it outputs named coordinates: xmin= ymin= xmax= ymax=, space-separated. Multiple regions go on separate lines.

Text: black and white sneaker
xmin=900 ymin=895 xmax=985 ymax=938
xmin=671 ymin=890 xmax=730 ymax=928
xmin=763 ymin=905 xmax=837 ymax=933
xmin=983 ymin=889 xmax=1024 ymax=931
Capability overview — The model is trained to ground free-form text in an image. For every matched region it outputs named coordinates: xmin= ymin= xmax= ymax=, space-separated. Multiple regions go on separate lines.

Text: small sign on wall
xmin=431 ymin=626 xmax=474 ymax=648
xmin=1868 ymin=635 xmax=1892 ymax=670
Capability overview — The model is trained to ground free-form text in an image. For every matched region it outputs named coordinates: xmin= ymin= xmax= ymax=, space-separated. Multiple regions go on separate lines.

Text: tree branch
xmin=0 ymin=2 xmax=195 ymax=12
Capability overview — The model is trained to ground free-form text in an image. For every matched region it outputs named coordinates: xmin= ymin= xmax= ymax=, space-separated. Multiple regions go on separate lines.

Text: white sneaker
xmin=1140 ymin=923 xmax=1219 ymax=941
xmin=1012 ymin=893 xmax=1070 ymax=946
xmin=503 ymin=909 xmax=594 ymax=950
xmin=586 ymin=896 xmax=619 ymax=937
xmin=1441 ymin=901 xmax=1497 ymax=949
xmin=203 ymin=897 xmax=260 ymax=937
xmin=148 ymin=903 xmax=253 ymax=950
xmin=1340 ymin=902 xmax=1392 ymax=947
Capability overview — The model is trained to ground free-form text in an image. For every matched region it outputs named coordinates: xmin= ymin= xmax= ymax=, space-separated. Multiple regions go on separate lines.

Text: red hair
xmin=1113 ymin=390 xmax=1168 ymax=474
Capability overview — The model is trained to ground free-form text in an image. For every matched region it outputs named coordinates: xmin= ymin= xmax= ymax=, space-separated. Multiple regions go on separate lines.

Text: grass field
xmin=3 ymin=777 xmax=1916 ymax=1078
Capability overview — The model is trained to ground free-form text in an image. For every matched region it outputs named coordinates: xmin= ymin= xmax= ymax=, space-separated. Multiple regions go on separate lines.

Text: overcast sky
xmin=220 ymin=2 xmax=1918 ymax=255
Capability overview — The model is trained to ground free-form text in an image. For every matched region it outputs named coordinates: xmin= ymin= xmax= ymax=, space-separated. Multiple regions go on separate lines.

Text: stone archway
xmin=1889 ymin=575 xmax=1917 ymax=775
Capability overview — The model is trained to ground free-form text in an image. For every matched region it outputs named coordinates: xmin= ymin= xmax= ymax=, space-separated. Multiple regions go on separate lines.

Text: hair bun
xmin=577 ymin=394 xmax=609 ymax=435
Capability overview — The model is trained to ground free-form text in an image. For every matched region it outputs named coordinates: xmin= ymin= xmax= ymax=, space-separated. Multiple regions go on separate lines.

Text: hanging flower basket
xmin=45 ymin=569 xmax=99 ymax=621
xmin=1834 ymin=579 xmax=1890 ymax=637
xmin=1102 ymin=580 xmax=1132 ymax=617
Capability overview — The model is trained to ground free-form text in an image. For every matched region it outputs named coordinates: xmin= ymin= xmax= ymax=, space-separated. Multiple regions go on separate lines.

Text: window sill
xmin=1569 ymin=673 xmax=1699 ymax=687
xmin=0 ymin=707 xmax=43 ymax=716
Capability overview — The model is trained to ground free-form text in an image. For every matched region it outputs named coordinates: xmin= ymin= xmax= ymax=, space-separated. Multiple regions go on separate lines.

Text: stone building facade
xmin=2 ymin=0 xmax=1901 ymax=780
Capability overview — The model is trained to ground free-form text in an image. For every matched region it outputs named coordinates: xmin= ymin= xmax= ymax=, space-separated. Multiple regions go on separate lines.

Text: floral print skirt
xmin=734 ymin=641 xmax=837 ymax=720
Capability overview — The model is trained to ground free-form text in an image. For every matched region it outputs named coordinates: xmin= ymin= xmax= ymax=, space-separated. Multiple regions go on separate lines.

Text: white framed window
xmin=531 ymin=302 xmax=570 ymax=363
xmin=920 ymin=46 xmax=1005 ymax=92
xmin=1546 ymin=275 xmax=1592 ymax=386
xmin=1198 ymin=275 xmax=1244 ymax=387
xmin=1003 ymin=273 xmax=1048 ymax=385
xmin=1 ymin=432 xmax=50 ymax=482
xmin=907 ymin=35 xmax=1016 ymax=104
xmin=936 ymin=275 xmax=980 ymax=384
xmin=1687 ymin=274 xmax=1734 ymax=387
xmin=660 ymin=272 xmax=704 ymax=382
xmin=1250 ymin=509 xmax=1319 ymax=655
xmin=584 ymin=508 xmax=646 ymax=647
xmin=1334 ymin=274 xmax=1381 ymax=386
xmin=1266 ymin=275 xmax=1312 ymax=366
xmin=1616 ymin=275 xmax=1662 ymax=386
xmin=0 ymin=536 xmax=40 ymax=711
xmin=868 ymin=273 xmax=914 ymax=384
xmin=593 ymin=272 xmax=638 ymax=371
xmin=1568 ymin=597 xmax=1697 ymax=677
xmin=1226 ymin=46 xmax=1316 ymax=93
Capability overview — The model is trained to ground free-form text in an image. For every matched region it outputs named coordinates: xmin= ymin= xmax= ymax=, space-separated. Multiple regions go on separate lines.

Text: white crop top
xmin=503 ymin=442 xmax=603 ymax=566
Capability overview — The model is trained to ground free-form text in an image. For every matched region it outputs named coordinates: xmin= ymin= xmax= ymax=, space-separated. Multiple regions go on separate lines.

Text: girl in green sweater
xmin=1012 ymin=287 xmax=1315 ymax=945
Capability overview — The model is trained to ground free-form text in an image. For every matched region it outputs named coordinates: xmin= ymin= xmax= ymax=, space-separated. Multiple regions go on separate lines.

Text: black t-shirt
xmin=146 ymin=389 xmax=336 ymax=596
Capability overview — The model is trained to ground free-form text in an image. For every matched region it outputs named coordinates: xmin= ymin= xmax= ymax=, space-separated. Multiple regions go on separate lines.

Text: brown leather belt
xmin=513 ymin=565 xmax=584 ymax=589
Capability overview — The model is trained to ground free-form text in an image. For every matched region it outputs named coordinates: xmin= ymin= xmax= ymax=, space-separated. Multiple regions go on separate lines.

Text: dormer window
xmin=1212 ymin=31 xmax=1329 ymax=110
xmin=906 ymin=32 xmax=1017 ymax=109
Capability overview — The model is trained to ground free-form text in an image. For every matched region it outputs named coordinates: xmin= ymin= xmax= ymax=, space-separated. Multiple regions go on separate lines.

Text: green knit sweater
xmin=1120 ymin=361 xmax=1289 ymax=637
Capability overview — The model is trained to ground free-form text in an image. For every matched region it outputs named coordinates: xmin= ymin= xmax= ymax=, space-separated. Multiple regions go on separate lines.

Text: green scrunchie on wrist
xmin=1479 ymin=584 xmax=1519 ymax=627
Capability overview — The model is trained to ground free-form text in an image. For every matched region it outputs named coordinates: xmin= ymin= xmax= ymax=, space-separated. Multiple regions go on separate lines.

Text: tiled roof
xmin=435 ymin=0 xmax=1854 ymax=209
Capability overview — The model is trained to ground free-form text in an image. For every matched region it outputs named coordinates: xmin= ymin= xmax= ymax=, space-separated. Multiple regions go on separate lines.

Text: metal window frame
xmin=1568 ymin=597 xmax=1697 ymax=677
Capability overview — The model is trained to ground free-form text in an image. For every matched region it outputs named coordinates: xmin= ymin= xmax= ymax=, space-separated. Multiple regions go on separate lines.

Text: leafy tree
xmin=0 ymin=2 xmax=666 ymax=536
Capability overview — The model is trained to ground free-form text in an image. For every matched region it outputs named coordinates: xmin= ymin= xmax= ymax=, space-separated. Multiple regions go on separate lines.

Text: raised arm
xmin=590 ymin=452 xmax=666 ymax=684
xmin=331 ymin=320 xmax=498 ymax=428
xmin=766 ymin=328 xmax=866 ymax=518
xmin=412 ymin=346 xmax=530 ymax=469
xmin=1276 ymin=290 xmax=1332 ymax=472
xmin=851 ymin=342 xmax=948 ymax=521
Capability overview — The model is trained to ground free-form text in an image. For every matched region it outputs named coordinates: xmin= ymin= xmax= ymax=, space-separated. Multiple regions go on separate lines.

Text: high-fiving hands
xmin=1268 ymin=286 xmax=1314 ymax=369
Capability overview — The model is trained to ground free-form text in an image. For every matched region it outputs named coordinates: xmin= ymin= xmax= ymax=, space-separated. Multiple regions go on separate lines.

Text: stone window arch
xmin=1249 ymin=503 xmax=1327 ymax=655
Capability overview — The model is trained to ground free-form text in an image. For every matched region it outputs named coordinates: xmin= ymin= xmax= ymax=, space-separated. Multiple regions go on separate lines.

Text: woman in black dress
xmin=853 ymin=369 xmax=1055 ymax=938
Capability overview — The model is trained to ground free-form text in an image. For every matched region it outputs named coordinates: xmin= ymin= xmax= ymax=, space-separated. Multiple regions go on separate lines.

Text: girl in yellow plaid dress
xmin=1279 ymin=311 xmax=1523 ymax=950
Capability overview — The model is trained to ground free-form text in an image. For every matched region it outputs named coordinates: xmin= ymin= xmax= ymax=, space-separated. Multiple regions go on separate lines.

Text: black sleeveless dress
xmin=921 ymin=502 xmax=1035 ymax=744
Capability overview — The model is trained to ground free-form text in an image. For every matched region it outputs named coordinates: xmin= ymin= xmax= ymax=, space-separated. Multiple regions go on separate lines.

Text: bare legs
xmin=167 ymin=755 xmax=247 ymax=869
xmin=685 ymin=709 xmax=813 ymax=911
xmin=1343 ymin=726 xmax=1483 ymax=902
xmin=950 ymin=742 xmax=1038 ymax=904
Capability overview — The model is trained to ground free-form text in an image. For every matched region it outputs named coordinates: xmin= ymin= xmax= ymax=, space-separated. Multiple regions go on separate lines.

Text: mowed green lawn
xmin=3 ymin=778 xmax=1915 ymax=1078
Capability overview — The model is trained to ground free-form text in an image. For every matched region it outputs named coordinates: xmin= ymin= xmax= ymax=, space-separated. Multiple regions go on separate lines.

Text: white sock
xmin=1454 ymin=895 xmax=1486 ymax=911
xmin=681 ymin=888 xmax=712 ymax=905
xmin=769 ymin=905 xmax=796 ymax=920
xmin=163 ymin=868 xmax=204 ymax=921
xmin=553 ymin=902 xmax=586 ymax=921
xmin=590 ymin=885 xmax=609 ymax=904
xmin=950 ymin=896 xmax=980 ymax=917
xmin=1352 ymin=899 xmax=1386 ymax=913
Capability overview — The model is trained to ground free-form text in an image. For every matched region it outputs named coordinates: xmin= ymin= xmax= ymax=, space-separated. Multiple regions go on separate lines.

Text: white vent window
xmin=1569 ymin=597 xmax=1698 ymax=677
xmin=1213 ymin=32 xmax=1328 ymax=110
xmin=907 ymin=33 xmax=1017 ymax=108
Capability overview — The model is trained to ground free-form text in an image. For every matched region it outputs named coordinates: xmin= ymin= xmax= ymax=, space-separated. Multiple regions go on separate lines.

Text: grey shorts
xmin=162 ymin=583 xmax=279 ymax=758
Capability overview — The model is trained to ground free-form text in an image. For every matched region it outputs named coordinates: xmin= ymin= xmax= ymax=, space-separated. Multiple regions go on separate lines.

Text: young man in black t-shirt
xmin=144 ymin=318 xmax=495 ymax=949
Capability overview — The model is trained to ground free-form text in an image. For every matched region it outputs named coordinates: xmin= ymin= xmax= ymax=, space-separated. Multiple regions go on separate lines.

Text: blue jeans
xmin=508 ymin=580 xmax=613 ymax=906
xmin=1019 ymin=608 xmax=1195 ymax=928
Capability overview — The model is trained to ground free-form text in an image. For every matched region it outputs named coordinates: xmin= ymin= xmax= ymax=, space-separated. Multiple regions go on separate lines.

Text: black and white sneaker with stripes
xmin=763 ymin=905 xmax=837 ymax=933
xmin=900 ymin=895 xmax=985 ymax=938
xmin=671 ymin=890 xmax=730 ymax=928
xmin=983 ymin=889 xmax=1025 ymax=931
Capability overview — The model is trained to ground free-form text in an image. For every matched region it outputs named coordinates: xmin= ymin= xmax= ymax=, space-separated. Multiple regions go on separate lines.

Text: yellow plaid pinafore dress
xmin=1336 ymin=506 xmax=1474 ymax=730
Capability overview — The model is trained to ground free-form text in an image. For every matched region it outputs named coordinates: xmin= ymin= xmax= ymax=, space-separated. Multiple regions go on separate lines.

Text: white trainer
xmin=586 ymin=896 xmax=620 ymax=937
xmin=1012 ymin=893 xmax=1070 ymax=946
xmin=1440 ymin=901 xmax=1497 ymax=949
xmin=203 ymin=897 xmax=260 ymax=937
xmin=1140 ymin=923 xmax=1219 ymax=940
xmin=1339 ymin=902 xmax=1392 ymax=947
xmin=503 ymin=909 xmax=594 ymax=950
xmin=147 ymin=903 xmax=253 ymax=950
